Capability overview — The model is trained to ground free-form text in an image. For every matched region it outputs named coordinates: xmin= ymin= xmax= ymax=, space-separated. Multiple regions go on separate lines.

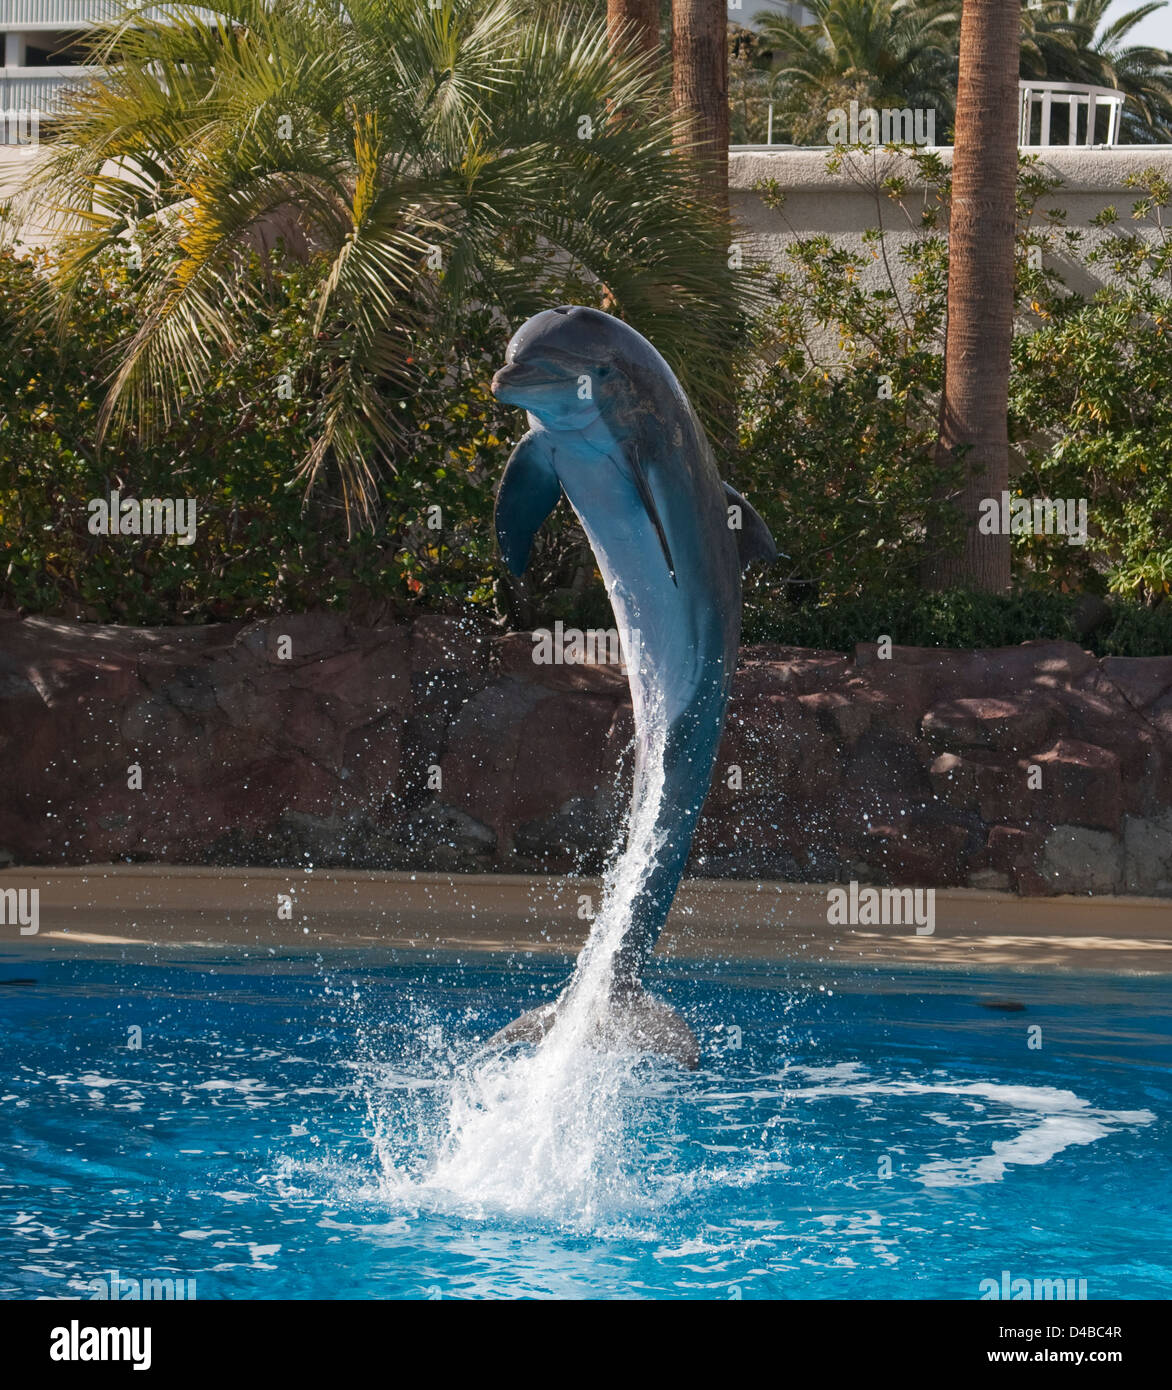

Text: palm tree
xmin=1022 ymin=0 xmax=1172 ymax=140
xmin=607 ymin=0 xmax=661 ymax=58
xmin=925 ymin=0 xmax=1020 ymax=592
xmin=24 ymin=0 xmax=743 ymax=523
xmin=754 ymin=0 xmax=960 ymax=142
xmin=673 ymin=0 xmax=730 ymax=211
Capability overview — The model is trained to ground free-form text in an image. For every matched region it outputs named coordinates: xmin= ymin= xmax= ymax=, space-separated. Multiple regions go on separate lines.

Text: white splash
xmin=379 ymin=699 xmax=677 ymax=1226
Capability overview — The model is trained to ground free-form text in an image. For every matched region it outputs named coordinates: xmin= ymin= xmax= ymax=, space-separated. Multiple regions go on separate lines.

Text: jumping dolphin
xmin=488 ymin=305 xmax=776 ymax=1067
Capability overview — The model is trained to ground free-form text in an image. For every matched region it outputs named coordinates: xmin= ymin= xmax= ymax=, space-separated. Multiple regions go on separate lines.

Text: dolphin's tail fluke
xmin=486 ymin=987 xmax=699 ymax=1070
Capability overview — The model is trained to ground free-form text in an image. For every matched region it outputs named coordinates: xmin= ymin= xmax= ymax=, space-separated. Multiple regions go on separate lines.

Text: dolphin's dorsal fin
xmin=625 ymin=444 xmax=677 ymax=587
xmin=495 ymin=431 xmax=562 ymax=576
xmin=723 ymin=483 xmax=778 ymax=570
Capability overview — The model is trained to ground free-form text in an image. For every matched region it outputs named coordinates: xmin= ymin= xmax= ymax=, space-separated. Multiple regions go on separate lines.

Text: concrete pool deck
xmin=1 ymin=865 xmax=1170 ymax=972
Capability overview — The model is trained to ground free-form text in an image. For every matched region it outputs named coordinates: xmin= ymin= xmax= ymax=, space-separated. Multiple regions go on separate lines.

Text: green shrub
xmin=735 ymin=151 xmax=967 ymax=601
xmin=742 ymin=588 xmax=1168 ymax=656
xmin=0 ymin=245 xmax=526 ymax=623
xmin=1095 ymin=597 xmax=1172 ymax=657
xmin=735 ymin=152 xmax=1170 ymax=651
xmin=1010 ymin=171 xmax=1172 ymax=604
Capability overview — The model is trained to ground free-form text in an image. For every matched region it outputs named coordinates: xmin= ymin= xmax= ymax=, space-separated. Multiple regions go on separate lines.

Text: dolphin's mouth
xmin=490 ymin=361 xmax=570 ymax=400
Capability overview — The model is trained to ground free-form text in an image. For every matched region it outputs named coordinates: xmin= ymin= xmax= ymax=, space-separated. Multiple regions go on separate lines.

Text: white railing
xmin=0 ymin=0 xmax=118 ymax=26
xmin=1019 ymin=80 xmax=1125 ymax=147
xmin=0 ymin=64 xmax=87 ymax=125
xmin=0 ymin=1 xmax=206 ymax=26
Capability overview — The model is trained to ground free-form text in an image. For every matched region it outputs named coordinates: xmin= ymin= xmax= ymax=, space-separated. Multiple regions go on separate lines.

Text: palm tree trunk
xmin=607 ymin=0 xmax=660 ymax=58
xmin=672 ymin=0 xmax=729 ymax=218
xmin=924 ymin=0 xmax=1019 ymax=592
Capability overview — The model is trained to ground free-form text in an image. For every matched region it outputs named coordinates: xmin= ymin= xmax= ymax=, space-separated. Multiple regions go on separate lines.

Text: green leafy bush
xmin=0 ymin=245 xmax=524 ymax=623
xmin=1010 ymin=170 xmax=1172 ymax=604
xmin=734 ymin=150 xmax=972 ymax=600
xmin=732 ymin=152 xmax=1170 ymax=652
xmin=744 ymin=588 xmax=1073 ymax=649
xmin=743 ymin=587 xmax=1170 ymax=656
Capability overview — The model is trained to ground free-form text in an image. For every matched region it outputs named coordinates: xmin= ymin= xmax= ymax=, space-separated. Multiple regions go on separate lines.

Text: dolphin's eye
xmin=596 ymin=366 xmax=611 ymax=378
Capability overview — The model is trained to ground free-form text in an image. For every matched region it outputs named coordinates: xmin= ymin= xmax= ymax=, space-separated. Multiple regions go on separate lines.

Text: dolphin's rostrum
xmin=488 ymin=305 xmax=777 ymax=1067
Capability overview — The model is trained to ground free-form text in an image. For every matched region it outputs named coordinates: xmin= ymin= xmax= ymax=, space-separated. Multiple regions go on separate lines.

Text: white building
xmin=1 ymin=0 xmax=103 ymax=136
xmin=728 ymin=1 xmax=816 ymax=26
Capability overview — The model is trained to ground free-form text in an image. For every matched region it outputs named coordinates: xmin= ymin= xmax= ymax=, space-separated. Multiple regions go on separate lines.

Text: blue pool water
xmin=0 ymin=947 xmax=1168 ymax=1300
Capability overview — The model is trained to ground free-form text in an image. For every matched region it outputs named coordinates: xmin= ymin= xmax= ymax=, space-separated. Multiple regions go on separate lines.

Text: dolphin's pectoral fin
xmin=625 ymin=444 xmax=677 ymax=586
xmin=486 ymin=1001 xmax=560 ymax=1049
xmin=611 ymin=988 xmax=699 ymax=1069
xmin=723 ymin=482 xmax=781 ymax=569
xmin=485 ymin=989 xmax=699 ymax=1069
xmin=495 ymin=431 xmax=562 ymax=576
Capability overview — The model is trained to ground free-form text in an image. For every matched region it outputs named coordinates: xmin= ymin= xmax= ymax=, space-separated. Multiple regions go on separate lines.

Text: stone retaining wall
xmin=1 ymin=611 xmax=1170 ymax=895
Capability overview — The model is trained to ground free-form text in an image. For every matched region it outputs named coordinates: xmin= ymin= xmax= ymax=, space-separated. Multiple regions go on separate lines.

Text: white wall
xmin=730 ymin=145 xmax=1172 ymax=308
xmin=729 ymin=1 xmax=817 ymax=27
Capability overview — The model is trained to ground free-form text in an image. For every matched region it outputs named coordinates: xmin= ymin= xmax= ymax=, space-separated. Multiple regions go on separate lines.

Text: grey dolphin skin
xmin=488 ymin=305 xmax=777 ymax=1067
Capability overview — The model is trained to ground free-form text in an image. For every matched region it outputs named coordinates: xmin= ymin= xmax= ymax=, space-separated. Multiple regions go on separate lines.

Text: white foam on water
xmin=785 ymin=1073 xmax=1155 ymax=1187
xmin=913 ymin=1083 xmax=1155 ymax=1187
